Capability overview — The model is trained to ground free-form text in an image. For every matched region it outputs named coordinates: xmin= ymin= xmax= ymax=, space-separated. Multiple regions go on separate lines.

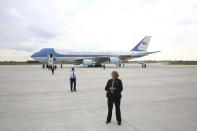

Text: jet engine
xmin=83 ymin=59 xmax=95 ymax=65
xmin=109 ymin=57 xmax=120 ymax=64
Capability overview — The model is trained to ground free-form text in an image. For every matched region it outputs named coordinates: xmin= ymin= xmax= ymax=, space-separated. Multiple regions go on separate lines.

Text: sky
xmin=0 ymin=0 xmax=197 ymax=61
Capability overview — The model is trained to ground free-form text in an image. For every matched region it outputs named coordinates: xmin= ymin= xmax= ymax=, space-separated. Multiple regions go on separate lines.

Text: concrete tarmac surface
xmin=0 ymin=64 xmax=197 ymax=131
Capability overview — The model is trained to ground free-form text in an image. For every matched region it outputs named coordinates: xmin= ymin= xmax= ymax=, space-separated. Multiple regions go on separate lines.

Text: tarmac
xmin=0 ymin=64 xmax=197 ymax=131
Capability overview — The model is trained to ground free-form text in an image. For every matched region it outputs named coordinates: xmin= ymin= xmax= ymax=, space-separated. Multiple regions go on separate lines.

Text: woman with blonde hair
xmin=105 ymin=71 xmax=123 ymax=125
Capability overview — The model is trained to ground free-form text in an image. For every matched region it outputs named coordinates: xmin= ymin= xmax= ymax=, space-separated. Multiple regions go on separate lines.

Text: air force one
xmin=31 ymin=36 xmax=160 ymax=67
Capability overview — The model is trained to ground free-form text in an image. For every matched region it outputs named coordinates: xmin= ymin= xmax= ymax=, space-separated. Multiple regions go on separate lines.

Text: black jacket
xmin=105 ymin=79 xmax=123 ymax=98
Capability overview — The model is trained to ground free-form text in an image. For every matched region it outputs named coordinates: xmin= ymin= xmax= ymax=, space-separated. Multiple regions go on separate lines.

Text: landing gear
xmin=95 ymin=63 xmax=102 ymax=67
xmin=117 ymin=63 xmax=125 ymax=68
xmin=88 ymin=65 xmax=93 ymax=68
xmin=88 ymin=63 xmax=102 ymax=68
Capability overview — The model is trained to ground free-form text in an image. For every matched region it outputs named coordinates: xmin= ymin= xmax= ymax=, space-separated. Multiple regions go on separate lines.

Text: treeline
xmin=0 ymin=61 xmax=40 ymax=65
xmin=167 ymin=61 xmax=197 ymax=65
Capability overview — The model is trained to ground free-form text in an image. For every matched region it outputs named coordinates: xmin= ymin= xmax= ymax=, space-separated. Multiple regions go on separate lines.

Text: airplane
xmin=31 ymin=36 xmax=160 ymax=67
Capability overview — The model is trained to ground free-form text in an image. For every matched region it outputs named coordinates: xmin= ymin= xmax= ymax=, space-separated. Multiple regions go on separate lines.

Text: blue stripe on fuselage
xmin=31 ymin=48 xmax=119 ymax=58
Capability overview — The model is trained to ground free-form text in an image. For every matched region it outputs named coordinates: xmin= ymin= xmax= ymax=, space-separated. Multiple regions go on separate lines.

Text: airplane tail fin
xmin=131 ymin=36 xmax=151 ymax=51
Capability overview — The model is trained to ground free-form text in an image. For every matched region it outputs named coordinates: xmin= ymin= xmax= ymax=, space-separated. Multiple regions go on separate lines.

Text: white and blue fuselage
xmin=31 ymin=36 xmax=160 ymax=66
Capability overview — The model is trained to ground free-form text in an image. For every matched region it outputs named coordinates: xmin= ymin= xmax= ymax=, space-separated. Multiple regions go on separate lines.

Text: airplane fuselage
xmin=31 ymin=50 xmax=145 ymax=64
xmin=31 ymin=36 xmax=160 ymax=66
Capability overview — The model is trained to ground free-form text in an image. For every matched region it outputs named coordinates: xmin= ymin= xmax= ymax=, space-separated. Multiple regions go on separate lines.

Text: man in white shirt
xmin=69 ymin=68 xmax=76 ymax=92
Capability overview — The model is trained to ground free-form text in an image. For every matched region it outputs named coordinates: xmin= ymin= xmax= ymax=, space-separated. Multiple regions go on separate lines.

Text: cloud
xmin=0 ymin=0 xmax=197 ymax=60
xmin=0 ymin=49 xmax=31 ymax=61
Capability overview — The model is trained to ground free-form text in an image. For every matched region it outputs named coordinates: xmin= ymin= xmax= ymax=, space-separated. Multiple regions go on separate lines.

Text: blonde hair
xmin=111 ymin=71 xmax=119 ymax=78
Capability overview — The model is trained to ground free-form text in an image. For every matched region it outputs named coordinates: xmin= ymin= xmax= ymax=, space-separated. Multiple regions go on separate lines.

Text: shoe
xmin=74 ymin=90 xmax=77 ymax=92
xmin=118 ymin=122 xmax=121 ymax=126
xmin=106 ymin=121 xmax=111 ymax=124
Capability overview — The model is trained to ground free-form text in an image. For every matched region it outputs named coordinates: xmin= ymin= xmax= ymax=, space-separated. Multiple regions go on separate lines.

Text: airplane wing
xmin=74 ymin=51 xmax=161 ymax=64
xmin=74 ymin=56 xmax=110 ymax=64
xmin=119 ymin=55 xmax=133 ymax=60
xmin=119 ymin=51 xmax=161 ymax=60
xmin=92 ymin=56 xmax=109 ymax=63
xmin=143 ymin=51 xmax=161 ymax=55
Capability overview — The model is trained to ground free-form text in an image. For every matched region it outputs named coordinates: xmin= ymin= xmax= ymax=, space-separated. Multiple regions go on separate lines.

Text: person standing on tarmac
xmin=51 ymin=66 xmax=55 ymax=75
xmin=103 ymin=64 xmax=106 ymax=70
xmin=105 ymin=71 xmax=123 ymax=126
xmin=69 ymin=68 xmax=77 ymax=92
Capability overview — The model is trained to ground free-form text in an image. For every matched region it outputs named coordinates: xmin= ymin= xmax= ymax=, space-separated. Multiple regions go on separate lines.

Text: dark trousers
xmin=107 ymin=96 xmax=121 ymax=123
xmin=70 ymin=78 xmax=76 ymax=91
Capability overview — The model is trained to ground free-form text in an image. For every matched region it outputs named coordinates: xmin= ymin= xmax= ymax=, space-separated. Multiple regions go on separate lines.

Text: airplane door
xmin=48 ymin=53 xmax=54 ymax=67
